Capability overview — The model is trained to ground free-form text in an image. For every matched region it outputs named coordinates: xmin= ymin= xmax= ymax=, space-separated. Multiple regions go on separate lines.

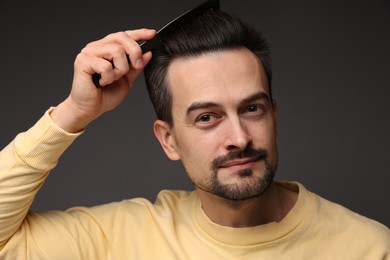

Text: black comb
xmin=92 ymin=0 xmax=220 ymax=88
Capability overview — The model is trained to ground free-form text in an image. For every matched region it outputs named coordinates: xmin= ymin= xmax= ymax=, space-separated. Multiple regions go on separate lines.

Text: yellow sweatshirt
xmin=0 ymin=109 xmax=389 ymax=259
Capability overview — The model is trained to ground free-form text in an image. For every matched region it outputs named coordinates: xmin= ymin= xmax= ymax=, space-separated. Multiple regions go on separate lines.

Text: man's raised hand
xmin=50 ymin=29 xmax=156 ymax=133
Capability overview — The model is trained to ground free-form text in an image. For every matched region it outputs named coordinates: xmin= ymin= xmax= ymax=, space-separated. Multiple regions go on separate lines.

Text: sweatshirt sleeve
xmin=0 ymin=108 xmax=81 ymax=248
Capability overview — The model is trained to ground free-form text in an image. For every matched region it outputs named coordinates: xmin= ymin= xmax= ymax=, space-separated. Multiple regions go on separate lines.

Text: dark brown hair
xmin=144 ymin=10 xmax=272 ymax=126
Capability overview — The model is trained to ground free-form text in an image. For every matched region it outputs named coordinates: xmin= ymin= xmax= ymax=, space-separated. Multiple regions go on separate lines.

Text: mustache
xmin=211 ymin=148 xmax=269 ymax=171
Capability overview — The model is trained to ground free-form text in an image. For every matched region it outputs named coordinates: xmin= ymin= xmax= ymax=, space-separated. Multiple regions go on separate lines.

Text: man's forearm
xmin=0 ymin=109 xmax=81 ymax=247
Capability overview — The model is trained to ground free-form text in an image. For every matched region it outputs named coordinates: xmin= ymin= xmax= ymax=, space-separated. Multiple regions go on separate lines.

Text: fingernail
xmin=135 ymin=59 xmax=144 ymax=69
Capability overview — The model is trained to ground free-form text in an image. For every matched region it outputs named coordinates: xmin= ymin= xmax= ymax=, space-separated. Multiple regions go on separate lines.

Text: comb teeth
xmin=140 ymin=0 xmax=220 ymax=53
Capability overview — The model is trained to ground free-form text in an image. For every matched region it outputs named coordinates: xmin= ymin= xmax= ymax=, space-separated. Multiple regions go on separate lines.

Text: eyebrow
xmin=186 ymin=102 xmax=222 ymax=116
xmin=240 ymin=91 xmax=271 ymax=106
xmin=186 ymin=91 xmax=271 ymax=116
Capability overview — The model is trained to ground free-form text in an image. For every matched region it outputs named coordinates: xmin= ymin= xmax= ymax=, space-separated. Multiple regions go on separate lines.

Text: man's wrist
xmin=50 ymin=99 xmax=91 ymax=133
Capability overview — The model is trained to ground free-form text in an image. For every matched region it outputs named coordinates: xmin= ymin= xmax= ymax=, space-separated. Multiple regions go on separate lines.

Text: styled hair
xmin=143 ymin=10 xmax=272 ymax=126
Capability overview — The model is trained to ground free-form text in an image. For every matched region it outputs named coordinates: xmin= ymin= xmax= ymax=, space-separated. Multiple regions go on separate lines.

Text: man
xmin=0 ymin=8 xmax=389 ymax=260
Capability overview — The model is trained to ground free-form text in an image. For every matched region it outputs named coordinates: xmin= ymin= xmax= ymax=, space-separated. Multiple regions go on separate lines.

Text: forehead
xmin=166 ymin=48 xmax=269 ymax=112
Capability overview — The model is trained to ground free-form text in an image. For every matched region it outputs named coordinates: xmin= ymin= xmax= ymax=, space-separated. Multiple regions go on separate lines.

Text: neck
xmin=196 ymin=182 xmax=297 ymax=227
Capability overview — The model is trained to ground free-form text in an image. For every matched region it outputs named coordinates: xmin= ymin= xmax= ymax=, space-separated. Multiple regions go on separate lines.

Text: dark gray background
xmin=1 ymin=0 xmax=389 ymax=227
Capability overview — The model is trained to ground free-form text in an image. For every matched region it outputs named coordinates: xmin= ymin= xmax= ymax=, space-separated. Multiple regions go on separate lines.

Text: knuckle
xmin=112 ymin=44 xmax=125 ymax=55
xmin=80 ymin=45 xmax=93 ymax=56
xmin=84 ymin=42 xmax=93 ymax=48
xmin=106 ymin=31 xmax=128 ymax=41
xmin=117 ymin=31 xmax=128 ymax=38
xmin=74 ymin=53 xmax=86 ymax=67
xmin=84 ymin=39 xmax=99 ymax=49
xmin=104 ymin=32 xmax=116 ymax=40
xmin=132 ymin=46 xmax=142 ymax=55
xmin=101 ymin=61 xmax=114 ymax=72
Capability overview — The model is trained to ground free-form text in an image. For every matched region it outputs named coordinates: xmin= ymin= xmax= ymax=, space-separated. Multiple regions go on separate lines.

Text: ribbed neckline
xmin=193 ymin=181 xmax=311 ymax=246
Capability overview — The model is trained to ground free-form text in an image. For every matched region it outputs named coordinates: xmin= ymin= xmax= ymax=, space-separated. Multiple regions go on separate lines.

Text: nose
xmin=223 ymin=117 xmax=252 ymax=151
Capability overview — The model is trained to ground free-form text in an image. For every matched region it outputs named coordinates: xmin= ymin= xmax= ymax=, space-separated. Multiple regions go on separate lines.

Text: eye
xmin=247 ymin=105 xmax=260 ymax=112
xmin=196 ymin=113 xmax=219 ymax=123
xmin=242 ymin=104 xmax=266 ymax=117
xmin=194 ymin=113 xmax=221 ymax=128
xmin=199 ymin=114 xmax=213 ymax=122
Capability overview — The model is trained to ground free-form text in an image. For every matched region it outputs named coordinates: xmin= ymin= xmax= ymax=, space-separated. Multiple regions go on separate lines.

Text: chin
xmin=210 ymin=167 xmax=275 ymax=201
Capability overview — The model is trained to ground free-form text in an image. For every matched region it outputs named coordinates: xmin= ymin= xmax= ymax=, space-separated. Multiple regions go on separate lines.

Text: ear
xmin=153 ymin=120 xmax=181 ymax=161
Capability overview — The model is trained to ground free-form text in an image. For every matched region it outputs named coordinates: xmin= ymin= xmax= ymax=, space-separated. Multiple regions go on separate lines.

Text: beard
xmin=189 ymin=147 xmax=277 ymax=201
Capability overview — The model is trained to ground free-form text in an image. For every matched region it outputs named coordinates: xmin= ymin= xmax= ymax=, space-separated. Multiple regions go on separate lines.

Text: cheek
xmin=256 ymin=123 xmax=278 ymax=162
xmin=250 ymin=122 xmax=277 ymax=147
xmin=177 ymin=131 xmax=220 ymax=171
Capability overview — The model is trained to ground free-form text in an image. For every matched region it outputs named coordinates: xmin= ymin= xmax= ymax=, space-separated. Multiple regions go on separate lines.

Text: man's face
xmin=155 ymin=48 xmax=278 ymax=201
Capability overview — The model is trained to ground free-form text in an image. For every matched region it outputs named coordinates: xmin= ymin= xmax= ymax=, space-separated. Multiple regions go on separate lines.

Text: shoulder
xmin=317 ymin=193 xmax=389 ymax=234
xmin=76 ymin=190 xmax=195 ymax=235
xmin=297 ymin=182 xmax=390 ymax=249
xmin=92 ymin=190 xmax=196 ymax=217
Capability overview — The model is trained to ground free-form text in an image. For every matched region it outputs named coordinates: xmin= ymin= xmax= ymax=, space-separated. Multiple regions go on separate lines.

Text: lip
xmin=220 ymin=157 xmax=260 ymax=168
